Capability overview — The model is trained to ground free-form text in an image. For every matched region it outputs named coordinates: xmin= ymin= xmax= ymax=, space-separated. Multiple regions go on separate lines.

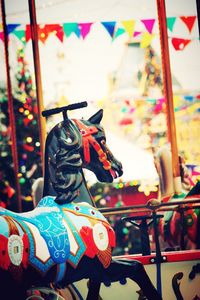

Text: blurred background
xmin=0 ymin=0 xmax=200 ymax=253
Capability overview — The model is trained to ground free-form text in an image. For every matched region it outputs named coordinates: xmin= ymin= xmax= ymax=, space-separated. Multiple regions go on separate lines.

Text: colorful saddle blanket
xmin=0 ymin=196 xmax=115 ymax=279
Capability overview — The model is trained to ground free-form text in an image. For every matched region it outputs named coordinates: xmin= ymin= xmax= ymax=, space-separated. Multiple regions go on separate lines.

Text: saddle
xmin=0 ymin=196 xmax=115 ymax=279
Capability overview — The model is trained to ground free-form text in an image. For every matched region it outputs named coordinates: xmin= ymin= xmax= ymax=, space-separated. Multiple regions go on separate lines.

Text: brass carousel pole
xmin=0 ymin=0 xmax=22 ymax=211
xmin=28 ymin=0 xmax=46 ymax=173
xmin=156 ymin=0 xmax=182 ymax=194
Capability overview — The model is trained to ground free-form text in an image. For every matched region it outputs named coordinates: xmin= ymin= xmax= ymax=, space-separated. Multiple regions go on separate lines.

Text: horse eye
xmin=101 ymin=140 xmax=106 ymax=145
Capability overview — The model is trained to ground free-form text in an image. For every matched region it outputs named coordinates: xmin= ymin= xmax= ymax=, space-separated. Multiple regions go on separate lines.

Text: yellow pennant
xmin=140 ymin=32 xmax=155 ymax=48
xmin=121 ymin=20 xmax=135 ymax=37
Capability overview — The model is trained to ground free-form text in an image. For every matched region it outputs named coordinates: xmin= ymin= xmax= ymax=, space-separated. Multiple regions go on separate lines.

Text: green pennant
xmin=166 ymin=17 xmax=176 ymax=32
xmin=13 ymin=30 xmax=26 ymax=44
xmin=63 ymin=23 xmax=80 ymax=38
xmin=113 ymin=27 xmax=125 ymax=40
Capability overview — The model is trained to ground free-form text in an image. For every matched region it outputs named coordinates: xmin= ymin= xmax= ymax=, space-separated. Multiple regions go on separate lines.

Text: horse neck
xmin=73 ymin=171 xmax=95 ymax=206
xmin=43 ymin=121 xmax=95 ymax=206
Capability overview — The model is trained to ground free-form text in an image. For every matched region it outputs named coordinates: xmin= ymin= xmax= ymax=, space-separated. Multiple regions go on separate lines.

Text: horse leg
xmin=103 ymin=258 xmax=162 ymax=300
xmin=86 ymin=279 xmax=101 ymax=300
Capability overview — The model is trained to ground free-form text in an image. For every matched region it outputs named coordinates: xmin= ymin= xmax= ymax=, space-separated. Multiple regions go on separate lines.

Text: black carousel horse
xmin=0 ymin=102 xmax=162 ymax=300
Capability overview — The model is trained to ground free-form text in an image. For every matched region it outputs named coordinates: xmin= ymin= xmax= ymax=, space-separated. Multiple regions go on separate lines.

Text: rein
xmin=73 ymin=119 xmax=111 ymax=171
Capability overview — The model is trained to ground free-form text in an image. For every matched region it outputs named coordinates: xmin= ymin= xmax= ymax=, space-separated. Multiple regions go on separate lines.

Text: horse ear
xmin=88 ymin=109 xmax=103 ymax=124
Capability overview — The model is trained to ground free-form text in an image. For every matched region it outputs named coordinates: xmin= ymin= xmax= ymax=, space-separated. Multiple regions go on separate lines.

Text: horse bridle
xmin=73 ymin=119 xmax=112 ymax=171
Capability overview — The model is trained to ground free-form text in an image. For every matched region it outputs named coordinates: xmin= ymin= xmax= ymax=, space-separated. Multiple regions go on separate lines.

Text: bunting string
xmin=0 ymin=15 xmax=199 ymax=51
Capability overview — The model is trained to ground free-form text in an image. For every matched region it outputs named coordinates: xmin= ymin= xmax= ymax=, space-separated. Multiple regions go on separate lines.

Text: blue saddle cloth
xmin=0 ymin=197 xmax=70 ymax=265
xmin=0 ymin=196 xmax=108 ymax=275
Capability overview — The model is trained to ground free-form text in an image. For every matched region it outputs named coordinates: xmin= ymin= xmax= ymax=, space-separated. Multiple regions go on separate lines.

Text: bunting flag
xmin=141 ymin=19 xmax=155 ymax=34
xmin=166 ymin=17 xmax=177 ymax=32
xmin=133 ymin=31 xmax=141 ymax=37
xmin=12 ymin=30 xmax=26 ymax=44
xmin=140 ymin=32 xmax=155 ymax=48
xmin=101 ymin=21 xmax=116 ymax=38
xmin=25 ymin=25 xmax=31 ymax=42
xmin=121 ymin=20 xmax=135 ymax=37
xmin=0 ymin=32 xmax=4 ymax=42
xmin=180 ymin=16 xmax=196 ymax=33
xmin=78 ymin=22 xmax=93 ymax=39
xmin=0 ymin=15 xmax=198 ymax=51
xmin=171 ymin=37 xmax=191 ymax=51
xmin=45 ymin=24 xmax=64 ymax=42
xmin=63 ymin=22 xmax=80 ymax=38
xmin=37 ymin=25 xmax=49 ymax=43
xmin=7 ymin=24 xmax=20 ymax=34
xmin=113 ymin=27 xmax=126 ymax=40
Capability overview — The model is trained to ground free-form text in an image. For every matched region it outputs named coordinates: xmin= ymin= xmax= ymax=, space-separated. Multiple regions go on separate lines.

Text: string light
xmin=26 ymin=137 xmax=33 ymax=143
xmin=28 ymin=114 xmax=33 ymax=120
xmin=24 ymin=109 xmax=29 ymax=116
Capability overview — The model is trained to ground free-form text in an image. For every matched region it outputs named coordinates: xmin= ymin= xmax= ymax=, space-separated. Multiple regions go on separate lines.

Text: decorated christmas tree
xmin=0 ymin=47 xmax=42 ymax=211
xmin=14 ymin=47 xmax=42 ymax=210
xmin=0 ymin=85 xmax=16 ymax=209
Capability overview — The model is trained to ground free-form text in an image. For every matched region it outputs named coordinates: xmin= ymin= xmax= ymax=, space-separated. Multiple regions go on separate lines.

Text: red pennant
xmin=0 ymin=32 xmax=4 ymax=42
xmin=26 ymin=25 xmax=31 ymax=42
xmin=38 ymin=25 xmax=49 ymax=43
xmin=180 ymin=16 xmax=196 ymax=33
xmin=171 ymin=37 xmax=191 ymax=51
xmin=45 ymin=24 xmax=64 ymax=42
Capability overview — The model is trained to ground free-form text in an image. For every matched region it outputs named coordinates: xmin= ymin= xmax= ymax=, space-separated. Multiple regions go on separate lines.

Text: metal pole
xmin=156 ymin=0 xmax=182 ymax=194
xmin=196 ymin=0 xmax=200 ymax=37
xmin=28 ymin=0 xmax=46 ymax=173
xmin=0 ymin=0 xmax=22 ymax=211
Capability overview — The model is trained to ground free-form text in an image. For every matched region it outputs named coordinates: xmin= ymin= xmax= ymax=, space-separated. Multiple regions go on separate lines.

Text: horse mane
xmin=43 ymin=119 xmax=83 ymax=204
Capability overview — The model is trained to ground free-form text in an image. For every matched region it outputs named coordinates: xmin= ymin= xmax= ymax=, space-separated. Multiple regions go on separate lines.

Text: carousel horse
xmin=155 ymin=146 xmax=200 ymax=250
xmin=0 ymin=102 xmax=162 ymax=300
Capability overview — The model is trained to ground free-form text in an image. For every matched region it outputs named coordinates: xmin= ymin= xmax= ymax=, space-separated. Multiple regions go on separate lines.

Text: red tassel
xmin=80 ymin=226 xmax=97 ymax=258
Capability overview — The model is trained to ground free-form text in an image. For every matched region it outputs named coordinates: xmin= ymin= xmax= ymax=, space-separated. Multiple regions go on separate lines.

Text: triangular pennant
xmin=0 ymin=32 xmax=4 ymax=42
xmin=133 ymin=31 xmax=141 ymax=37
xmin=184 ymin=95 xmax=194 ymax=102
xmin=45 ymin=24 xmax=64 ymax=42
xmin=121 ymin=20 xmax=135 ymax=37
xmin=166 ymin=17 xmax=177 ymax=32
xmin=78 ymin=22 xmax=93 ymax=39
xmin=140 ymin=32 xmax=155 ymax=48
xmin=171 ymin=37 xmax=191 ymax=51
xmin=26 ymin=25 xmax=31 ymax=42
xmin=113 ymin=27 xmax=126 ymax=39
xmin=7 ymin=24 xmax=20 ymax=34
xmin=12 ymin=30 xmax=26 ymax=44
xmin=63 ymin=23 xmax=80 ymax=38
xmin=55 ymin=26 xmax=64 ymax=42
xmin=38 ymin=25 xmax=49 ymax=43
xmin=180 ymin=16 xmax=196 ymax=33
xmin=101 ymin=21 xmax=116 ymax=37
xmin=141 ymin=19 xmax=155 ymax=34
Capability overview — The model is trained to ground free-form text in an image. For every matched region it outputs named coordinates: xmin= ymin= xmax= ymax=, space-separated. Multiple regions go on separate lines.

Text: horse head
xmin=43 ymin=105 xmax=123 ymax=204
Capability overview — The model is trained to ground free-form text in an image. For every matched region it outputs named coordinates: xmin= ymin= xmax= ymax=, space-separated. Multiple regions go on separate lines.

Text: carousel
xmin=0 ymin=0 xmax=200 ymax=299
